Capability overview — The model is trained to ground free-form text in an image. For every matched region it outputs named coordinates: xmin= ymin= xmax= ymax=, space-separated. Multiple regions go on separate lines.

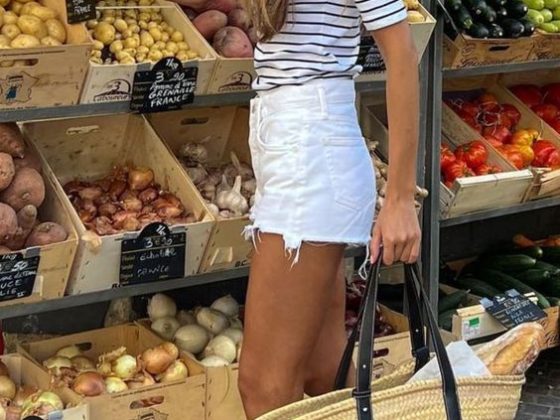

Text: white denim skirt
xmin=244 ymin=78 xmax=376 ymax=262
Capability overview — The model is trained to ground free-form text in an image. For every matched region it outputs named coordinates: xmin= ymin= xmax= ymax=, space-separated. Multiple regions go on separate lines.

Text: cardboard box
xmin=148 ymin=106 xmax=253 ymax=273
xmin=23 ymin=114 xmax=214 ymax=294
xmin=80 ymin=1 xmax=216 ymax=103
xmin=18 ymin=323 xmax=206 ymax=420
xmin=0 ymin=0 xmax=91 ymax=110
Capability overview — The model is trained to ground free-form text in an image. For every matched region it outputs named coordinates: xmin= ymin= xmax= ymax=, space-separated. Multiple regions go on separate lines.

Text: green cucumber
xmin=486 ymin=245 xmax=544 ymax=259
xmin=527 ymin=8 xmax=546 ymax=23
xmin=489 ymin=0 xmax=507 ymax=6
xmin=542 ymin=247 xmax=560 ymax=264
xmin=534 ymin=261 xmax=560 ymax=276
xmin=480 ymin=254 xmax=537 ymax=272
xmin=514 ymin=269 xmax=552 ymax=288
xmin=495 ymin=5 xmax=509 ymax=17
xmin=540 ymin=277 xmax=560 ymax=298
xmin=438 ymin=309 xmax=456 ymax=331
xmin=477 ymin=269 xmax=551 ymax=308
xmin=455 ymin=276 xmax=501 ymax=298
xmin=524 ymin=0 xmax=545 ymax=8
xmin=438 ymin=289 xmax=470 ymax=313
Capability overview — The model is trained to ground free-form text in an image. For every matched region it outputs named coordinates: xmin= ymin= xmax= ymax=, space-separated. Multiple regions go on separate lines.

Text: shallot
xmin=128 ymin=167 xmax=154 ymax=191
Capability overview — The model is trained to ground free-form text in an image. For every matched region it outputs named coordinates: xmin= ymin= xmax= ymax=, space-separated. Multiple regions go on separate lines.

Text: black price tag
xmin=0 ymin=251 xmax=40 ymax=302
xmin=130 ymin=57 xmax=198 ymax=113
xmin=357 ymin=36 xmax=386 ymax=73
xmin=66 ymin=0 xmax=96 ymax=24
xmin=119 ymin=222 xmax=186 ymax=285
xmin=481 ymin=289 xmax=547 ymax=329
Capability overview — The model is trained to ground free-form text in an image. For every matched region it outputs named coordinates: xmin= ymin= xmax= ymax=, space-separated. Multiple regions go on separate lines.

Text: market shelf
xmin=440 ymin=196 xmax=560 ymax=228
xmin=443 ymin=59 xmax=560 ymax=79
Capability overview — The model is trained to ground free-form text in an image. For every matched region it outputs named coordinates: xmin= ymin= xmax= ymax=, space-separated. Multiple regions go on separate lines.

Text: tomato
xmin=477 ymin=92 xmax=500 ymax=112
xmin=532 ymin=140 xmax=557 ymax=167
xmin=547 ymin=149 xmax=560 ymax=169
xmin=444 ymin=160 xmax=475 ymax=182
xmin=542 ymin=83 xmax=560 ymax=108
xmin=549 ymin=118 xmax=560 ymax=134
xmin=500 ymin=103 xmax=521 ymax=126
xmin=462 ymin=101 xmax=480 ymax=118
xmin=483 ymin=125 xmax=512 ymax=143
xmin=440 ymin=146 xmax=456 ymax=170
xmin=484 ymin=134 xmax=503 ymax=148
xmin=532 ymin=103 xmax=559 ymax=124
xmin=511 ymin=129 xmax=535 ymax=146
xmin=499 ymin=148 xmax=525 ymax=169
xmin=510 ymin=84 xmax=543 ymax=107
xmin=444 ymin=180 xmax=454 ymax=189
xmin=474 ymin=163 xmax=501 ymax=175
xmin=454 ymin=140 xmax=488 ymax=169
xmin=504 ymin=144 xmax=534 ymax=166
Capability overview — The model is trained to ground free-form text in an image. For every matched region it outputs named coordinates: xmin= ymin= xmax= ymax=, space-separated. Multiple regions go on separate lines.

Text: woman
xmin=237 ymin=0 xmax=421 ymax=417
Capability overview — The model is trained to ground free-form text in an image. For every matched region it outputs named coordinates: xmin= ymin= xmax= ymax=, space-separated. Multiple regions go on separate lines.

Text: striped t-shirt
xmin=253 ymin=0 xmax=408 ymax=91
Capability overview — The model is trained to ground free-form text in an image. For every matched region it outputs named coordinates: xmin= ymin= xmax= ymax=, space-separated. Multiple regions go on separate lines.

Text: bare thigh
xmin=239 ymin=233 xmax=345 ymax=419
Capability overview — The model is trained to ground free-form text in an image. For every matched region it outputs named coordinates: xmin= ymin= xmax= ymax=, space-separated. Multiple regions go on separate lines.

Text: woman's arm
xmin=370 ymin=21 xmax=421 ymax=265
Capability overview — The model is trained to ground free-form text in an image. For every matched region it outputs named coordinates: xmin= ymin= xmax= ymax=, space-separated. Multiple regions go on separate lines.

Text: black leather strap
xmin=404 ymin=274 xmax=430 ymax=372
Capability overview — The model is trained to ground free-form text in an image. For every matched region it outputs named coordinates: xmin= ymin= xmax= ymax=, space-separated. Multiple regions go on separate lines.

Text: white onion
xmin=211 ymin=295 xmax=240 ymax=317
xmin=229 ymin=317 xmax=243 ymax=330
xmin=157 ymin=360 xmax=189 ymax=383
xmin=174 ymin=324 xmax=210 ymax=354
xmin=56 ymin=345 xmax=82 ymax=359
xmin=105 ymin=377 xmax=128 ymax=394
xmin=112 ymin=354 xmax=137 ymax=380
xmin=72 ymin=356 xmax=96 ymax=372
xmin=221 ymin=328 xmax=243 ymax=345
xmin=196 ymin=307 xmax=229 ymax=335
xmin=202 ymin=335 xmax=237 ymax=364
xmin=177 ymin=310 xmax=196 ymax=326
xmin=42 ymin=356 xmax=72 ymax=375
xmin=236 ymin=341 xmax=242 ymax=363
xmin=148 ymin=293 xmax=177 ymax=321
xmin=21 ymin=391 xmax=63 ymax=418
xmin=200 ymin=355 xmax=229 ymax=367
xmin=151 ymin=316 xmax=180 ymax=340
xmin=0 ymin=377 xmax=15 ymax=399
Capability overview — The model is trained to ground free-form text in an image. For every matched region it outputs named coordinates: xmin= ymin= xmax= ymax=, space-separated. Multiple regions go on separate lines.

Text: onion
xmin=141 ymin=342 xmax=178 ymax=375
xmin=174 ymin=324 xmax=210 ymax=354
xmin=0 ymin=377 xmax=15 ymax=399
xmin=196 ymin=307 xmax=229 ymax=335
xmin=127 ymin=371 xmax=156 ymax=390
xmin=72 ymin=372 xmax=105 ymax=396
xmin=221 ymin=328 xmax=243 ymax=345
xmin=139 ymin=187 xmax=158 ymax=204
xmin=129 ymin=167 xmax=154 ymax=191
xmin=43 ymin=356 xmax=72 ymax=375
xmin=112 ymin=354 xmax=138 ymax=380
xmin=202 ymin=335 xmax=237 ymax=364
xmin=200 ymin=356 xmax=229 ymax=368
xmin=237 ymin=341 xmax=242 ymax=362
xmin=177 ymin=310 xmax=196 ymax=326
xmin=151 ymin=317 xmax=180 ymax=341
xmin=13 ymin=385 xmax=38 ymax=407
xmin=211 ymin=295 xmax=240 ymax=318
xmin=56 ymin=345 xmax=82 ymax=359
xmin=72 ymin=356 xmax=95 ymax=372
xmin=105 ymin=377 xmax=128 ymax=394
xmin=148 ymin=293 xmax=177 ymax=321
xmin=97 ymin=361 xmax=112 ymax=376
xmin=122 ymin=196 xmax=143 ymax=212
xmin=21 ymin=391 xmax=64 ymax=418
xmin=229 ymin=317 xmax=243 ymax=330
xmin=156 ymin=360 xmax=189 ymax=383
xmin=0 ymin=362 xmax=8 ymax=377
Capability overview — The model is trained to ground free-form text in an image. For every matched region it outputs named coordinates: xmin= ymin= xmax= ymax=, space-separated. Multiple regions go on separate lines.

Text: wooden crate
xmin=18 ymin=323 xmax=206 ymax=420
xmin=148 ymin=106 xmax=253 ymax=273
xmin=533 ymin=32 xmax=560 ymax=60
xmin=80 ymin=1 xmax=216 ymax=103
xmin=444 ymin=77 xmax=560 ymax=200
xmin=22 ymin=114 xmax=214 ymax=294
xmin=0 ymin=0 xmax=91 ymax=110
xmin=443 ymin=34 xmax=535 ymax=69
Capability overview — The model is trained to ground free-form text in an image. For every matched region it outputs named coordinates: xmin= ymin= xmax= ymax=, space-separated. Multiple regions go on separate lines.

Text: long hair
xmin=249 ymin=0 xmax=289 ymax=41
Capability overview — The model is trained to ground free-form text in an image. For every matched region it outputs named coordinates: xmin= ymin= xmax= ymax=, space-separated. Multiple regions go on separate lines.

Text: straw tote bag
xmin=258 ymin=257 xmax=524 ymax=420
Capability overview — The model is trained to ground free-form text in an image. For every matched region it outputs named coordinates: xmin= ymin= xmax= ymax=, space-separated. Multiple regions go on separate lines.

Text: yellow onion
xmin=72 ymin=372 xmax=105 ymax=396
xmin=43 ymin=356 xmax=72 ymax=375
xmin=105 ymin=377 xmax=128 ymax=394
xmin=0 ymin=362 xmax=8 ymax=377
xmin=0 ymin=376 xmax=16 ymax=399
xmin=71 ymin=356 xmax=96 ymax=372
xmin=112 ymin=354 xmax=137 ymax=380
xmin=56 ymin=345 xmax=82 ymax=359
xmin=97 ymin=361 xmax=112 ymax=376
xmin=127 ymin=371 xmax=155 ymax=390
xmin=21 ymin=391 xmax=64 ymax=418
xmin=156 ymin=360 xmax=188 ymax=383
xmin=141 ymin=342 xmax=178 ymax=375
xmin=13 ymin=385 xmax=38 ymax=407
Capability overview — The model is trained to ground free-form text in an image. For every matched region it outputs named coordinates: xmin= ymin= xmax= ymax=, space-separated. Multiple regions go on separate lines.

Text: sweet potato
xmin=0 ymin=246 xmax=11 ymax=255
xmin=228 ymin=8 xmax=250 ymax=32
xmin=0 ymin=203 xmax=17 ymax=244
xmin=193 ymin=10 xmax=227 ymax=40
xmin=0 ymin=123 xmax=24 ymax=158
xmin=25 ymin=222 xmax=67 ymax=247
xmin=5 ymin=204 xmax=37 ymax=250
xmin=0 ymin=152 xmax=15 ymax=191
xmin=213 ymin=26 xmax=253 ymax=58
xmin=13 ymin=149 xmax=42 ymax=173
xmin=0 ymin=167 xmax=45 ymax=211
xmin=206 ymin=0 xmax=237 ymax=13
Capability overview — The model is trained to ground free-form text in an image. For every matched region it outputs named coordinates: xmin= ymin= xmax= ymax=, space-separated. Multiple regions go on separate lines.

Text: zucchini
xmin=480 ymin=254 xmax=537 ymax=272
xmin=520 ymin=18 xmax=536 ymax=35
xmin=501 ymin=18 xmax=528 ymax=37
xmin=489 ymin=0 xmax=507 ymax=6
xmin=481 ymin=5 xmax=498 ymax=22
xmin=542 ymin=246 xmax=560 ymax=264
xmin=488 ymin=22 xmax=505 ymax=36
xmin=534 ymin=261 xmax=560 ymax=276
xmin=438 ymin=309 xmax=456 ymax=331
xmin=438 ymin=289 xmax=469 ymax=313
xmin=541 ymin=277 xmax=560 ymax=298
xmin=546 ymin=296 xmax=560 ymax=306
xmin=455 ymin=276 xmax=501 ymax=298
xmin=464 ymin=0 xmax=489 ymax=15
xmin=445 ymin=0 xmax=463 ymax=11
xmin=485 ymin=245 xmax=543 ymax=259
xmin=495 ymin=5 xmax=509 ymax=18
xmin=506 ymin=0 xmax=529 ymax=18
xmin=477 ymin=269 xmax=551 ymax=308
xmin=468 ymin=22 xmax=491 ymax=37
xmin=453 ymin=5 xmax=475 ymax=29
xmin=514 ymin=269 xmax=551 ymax=288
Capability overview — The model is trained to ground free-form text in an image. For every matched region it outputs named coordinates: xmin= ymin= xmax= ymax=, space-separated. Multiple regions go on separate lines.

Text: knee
xmin=238 ymin=362 xmax=301 ymax=405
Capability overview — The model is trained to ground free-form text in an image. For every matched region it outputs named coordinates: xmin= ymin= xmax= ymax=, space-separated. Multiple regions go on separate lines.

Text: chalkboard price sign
xmin=130 ymin=57 xmax=198 ymax=113
xmin=119 ymin=222 xmax=186 ymax=285
xmin=480 ymin=289 xmax=547 ymax=329
xmin=0 ymin=251 xmax=40 ymax=302
xmin=357 ymin=36 xmax=386 ymax=73
xmin=66 ymin=0 xmax=96 ymax=24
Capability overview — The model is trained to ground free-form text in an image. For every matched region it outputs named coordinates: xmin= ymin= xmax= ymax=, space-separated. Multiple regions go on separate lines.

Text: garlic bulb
xmin=230 ymin=152 xmax=254 ymax=181
xmin=186 ymin=166 xmax=208 ymax=185
xmin=216 ymin=176 xmax=249 ymax=217
xmin=180 ymin=143 xmax=209 ymax=165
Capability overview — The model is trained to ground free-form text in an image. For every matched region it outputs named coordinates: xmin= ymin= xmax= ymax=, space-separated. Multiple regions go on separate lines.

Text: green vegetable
xmin=495 ymin=5 xmax=509 ymax=17
xmin=445 ymin=0 xmax=463 ymax=11
xmin=540 ymin=278 xmax=560 ymax=299
xmin=478 ymin=269 xmax=551 ymax=308
xmin=480 ymin=254 xmax=537 ymax=272
xmin=554 ymin=6 xmax=560 ymax=18
xmin=534 ymin=261 xmax=560 ymax=276
xmin=539 ymin=21 xmax=558 ymax=31
xmin=541 ymin=7 xmax=554 ymax=21
xmin=501 ymin=18 xmax=527 ymax=36
xmin=546 ymin=296 xmax=560 ymax=306
xmin=550 ymin=19 xmax=560 ymax=29
xmin=544 ymin=0 xmax=559 ymax=9
xmin=489 ymin=245 xmax=544 ymax=259
xmin=524 ymin=0 xmax=545 ymax=8
xmin=455 ymin=276 xmax=501 ymax=298
xmin=438 ymin=289 xmax=470 ymax=313
xmin=528 ymin=9 xmax=546 ymax=23
xmin=515 ymin=269 xmax=552 ymax=288
xmin=489 ymin=0 xmax=507 ymax=6
xmin=464 ymin=0 xmax=490 ymax=15
xmin=468 ymin=22 xmax=491 ymax=37
xmin=438 ymin=309 xmax=456 ymax=331
xmin=521 ymin=18 xmax=537 ymax=33
xmin=542 ymin=246 xmax=560 ymax=263
xmin=481 ymin=5 xmax=498 ymax=21
xmin=488 ymin=22 xmax=505 ymax=36
xmin=454 ymin=5 xmax=475 ymax=28
xmin=506 ymin=0 xmax=529 ymax=18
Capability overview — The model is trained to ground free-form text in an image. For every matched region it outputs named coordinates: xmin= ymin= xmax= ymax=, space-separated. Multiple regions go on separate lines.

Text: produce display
xmin=88 ymin=0 xmax=199 ymax=64
xmin=0 ymin=123 xmax=68 ymax=254
xmin=510 ymin=83 xmax=560 ymax=137
xmin=440 ymin=141 xmax=502 ymax=187
xmin=0 ymin=0 xmax=68 ymax=52
xmin=41 ymin=341 xmax=191 ymax=396
xmin=444 ymin=0 xmax=533 ymax=38
xmin=523 ymin=0 xmax=560 ymax=33
xmin=63 ymin=165 xmax=197 ymax=235
xmin=147 ymin=293 xmax=243 ymax=366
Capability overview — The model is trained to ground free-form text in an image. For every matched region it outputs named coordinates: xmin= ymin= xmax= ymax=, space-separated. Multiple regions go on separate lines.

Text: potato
xmin=0 ymin=167 xmax=45 ymax=211
xmin=0 ymin=123 xmax=24 ymax=158
xmin=28 ymin=4 xmax=57 ymax=21
xmin=205 ymin=0 xmax=237 ymax=13
xmin=228 ymin=8 xmax=250 ymax=32
xmin=90 ymin=49 xmax=102 ymax=58
xmin=10 ymin=33 xmax=40 ymax=48
xmin=17 ymin=0 xmax=36 ymax=4
xmin=147 ymin=49 xmax=162 ymax=61
xmin=92 ymin=40 xmax=104 ymax=50
xmin=2 ymin=24 xmax=21 ymax=40
xmin=10 ymin=1 xmax=24 ymax=14
xmin=114 ymin=18 xmax=127 ymax=32
xmin=171 ymin=30 xmax=183 ymax=42
xmin=175 ymin=50 xmax=189 ymax=61
xmin=13 ymin=150 xmax=42 ymax=173
xmin=0 ymin=153 xmax=15 ymax=191
xmin=19 ymin=1 xmax=41 ymax=15
xmin=94 ymin=22 xmax=116 ymax=45
xmin=166 ymin=41 xmax=178 ymax=53
xmin=177 ymin=41 xmax=189 ymax=51
xmin=25 ymin=222 xmax=67 ymax=247
xmin=407 ymin=10 xmax=424 ymax=22
xmin=109 ymin=40 xmax=123 ymax=53
xmin=0 ymin=0 xmax=9 ymax=8
xmin=0 ymin=35 xmax=10 ymax=48
xmin=213 ymin=26 xmax=252 ymax=58
xmin=123 ymin=36 xmax=138 ymax=49
xmin=45 ymin=18 xmax=65 ymax=43
xmin=0 ymin=203 xmax=17 ymax=244
xmin=17 ymin=15 xmax=48 ymax=38
xmin=194 ymin=10 xmax=227 ymax=41
xmin=86 ymin=19 xmax=98 ymax=29
xmin=0 ymin=246 xmax=11 ymax=255
xmin=3 ymin=11 xmax=17 ymax=25
xmin=148 ymin=26 xmax=162 ymax=41
xmin=40 ymin=35 xmax=61 ymax=46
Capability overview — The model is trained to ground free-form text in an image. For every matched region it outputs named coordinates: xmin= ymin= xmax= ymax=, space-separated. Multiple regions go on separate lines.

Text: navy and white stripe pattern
xmin=253 ymin=0 xmax=407 ymax=91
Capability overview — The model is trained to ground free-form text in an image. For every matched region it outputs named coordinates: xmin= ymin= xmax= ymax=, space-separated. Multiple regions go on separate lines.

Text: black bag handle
xmin=334 ymin=255 xmax=462 ymax=420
